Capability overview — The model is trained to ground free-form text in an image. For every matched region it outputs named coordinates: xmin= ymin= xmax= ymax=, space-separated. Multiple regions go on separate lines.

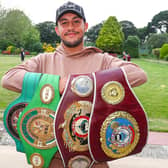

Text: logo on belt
xmin=100 ymin=111 xmax=140 ymax=158
xmin=60 ymin=101 xmax=92 ymax=152
xmin=20 ymin=107 xmax=56 ymax=149
xmin=71 ymin=76 xmax=93 ymax=97
xmin=101 ymin=81 xmax=125 ymax=105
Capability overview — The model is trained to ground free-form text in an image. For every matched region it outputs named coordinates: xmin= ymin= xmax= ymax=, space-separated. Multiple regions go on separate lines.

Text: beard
xmin=62 ymin=36 xmax=83 ymax=48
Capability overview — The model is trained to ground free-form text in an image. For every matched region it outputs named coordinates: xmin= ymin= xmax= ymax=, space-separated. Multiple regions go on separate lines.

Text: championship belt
xmin=3 ymin=72 xmax=42 ymax=152
xmin=88 ymin=67 xmax=148 ymax=162
xmin=17 ymin=74 xmax=60 ymax=168
xmin=55 ymin=74 xmax=95 ymax=168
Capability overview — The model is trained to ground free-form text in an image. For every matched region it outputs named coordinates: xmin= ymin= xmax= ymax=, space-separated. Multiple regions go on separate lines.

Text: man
xmin=1 ymin=1 xmax=147 ymax=167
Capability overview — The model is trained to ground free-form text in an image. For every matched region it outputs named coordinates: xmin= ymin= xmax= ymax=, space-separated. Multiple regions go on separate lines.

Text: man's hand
xmin=59 ymin=76 xmax=68 ymax=95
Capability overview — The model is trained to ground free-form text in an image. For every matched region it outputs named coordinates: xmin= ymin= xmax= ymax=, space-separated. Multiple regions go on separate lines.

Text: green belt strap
xmin=3 ymin=72 xmax=42 ymax=152
xmin=17 ymin=73 xmax=60 ymax=168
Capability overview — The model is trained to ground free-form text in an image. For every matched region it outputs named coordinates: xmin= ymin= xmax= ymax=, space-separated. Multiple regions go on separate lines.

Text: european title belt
xmin=55 ymin=67 xmax=148 ymax=167
xmin=17 ymin=73 xmax=60 ymax=168
xmin=3 ymin=72 xmax=42 ymax=152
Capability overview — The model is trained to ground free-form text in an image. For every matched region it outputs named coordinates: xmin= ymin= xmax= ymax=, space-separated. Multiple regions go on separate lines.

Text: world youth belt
xmin=89 ymin=67 xmax=148 ymax=162
xmin=17 ymin=74 xmax=60 ymax=168
xmin=55 ymin=73 xmax=95 ymax=168
xmin=55 ymin=67 xmax=148 ymax=167
xmin=3 ymin=72 xmax=42 ymax=152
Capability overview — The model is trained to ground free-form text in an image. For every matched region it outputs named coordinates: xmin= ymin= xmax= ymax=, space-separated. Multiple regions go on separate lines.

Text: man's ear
xmin=84 ymin=22 xmax=88 ymax=32
xmin=55 ymin=27 xmax=60 ymax=36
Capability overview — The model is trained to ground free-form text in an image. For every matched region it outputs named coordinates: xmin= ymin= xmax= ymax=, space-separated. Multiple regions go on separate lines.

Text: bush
xmin=42 ymin=43 xmax=55 ymax=52
xmin=6 ymin=45 xmax=16 ymax=54
xmin=31 ymin=42 xmax=43 ymax=53
xmin=14 ymin=48 xmax=21 ymax=54
xmin=164 ymin=55 xmax=168 ymax=61
xmin=160 ymin=43 xmax=168 ymax=59
xmin=152 ymin=48 xmax=160 ymax=59
xmin=123 ymin=35 xmax=140 ymax=58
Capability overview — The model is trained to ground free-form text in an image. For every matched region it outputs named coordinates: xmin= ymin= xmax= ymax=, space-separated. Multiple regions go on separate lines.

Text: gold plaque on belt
xmin=30 ymin=153 xmax=44 ymax=168
xmin=101 ymin=81 xmax=125 ymax=105
xmin=40 ymin=84 xmax=55 ymax=104
xmin=100 ymin=111 xmax=140 ymax=158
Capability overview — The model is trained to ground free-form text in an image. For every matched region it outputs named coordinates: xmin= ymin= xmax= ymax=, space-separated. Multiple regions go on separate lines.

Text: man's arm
xmin=103 ymin=54 xmax=147 ymax=87
xmin=1 ymin=56 xmax=40 ymax=93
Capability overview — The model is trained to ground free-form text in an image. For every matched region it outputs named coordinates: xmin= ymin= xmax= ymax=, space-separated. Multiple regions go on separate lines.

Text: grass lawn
xmin=133 ymin=59 xmax=168 ymax=132
xmin=0 ymin=55 xmax=168 ymax=132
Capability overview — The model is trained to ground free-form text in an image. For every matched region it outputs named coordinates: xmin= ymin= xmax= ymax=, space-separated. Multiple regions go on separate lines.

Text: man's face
xmin=55 ymin=12 xmax=88 ymax=48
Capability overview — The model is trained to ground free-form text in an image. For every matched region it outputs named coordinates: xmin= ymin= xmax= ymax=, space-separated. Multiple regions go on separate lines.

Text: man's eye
xmin=74 ymin=20 xmax=80 ymax=24
xmin=61 ymin=22 xmax=68 ymax=25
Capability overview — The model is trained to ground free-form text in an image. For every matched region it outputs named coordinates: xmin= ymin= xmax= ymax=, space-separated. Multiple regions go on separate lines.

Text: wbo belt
xmin=55 ymin=67 xmax=148 ymax=167
xmin=3 ymin=72 xmax=42 ymax=152
xmin=17 ymin=73 xmax=60 ymax=168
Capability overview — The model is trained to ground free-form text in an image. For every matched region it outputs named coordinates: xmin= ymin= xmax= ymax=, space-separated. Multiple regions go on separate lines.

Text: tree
xmin=96 ymin=16 xmax=124 ymax=53
xmin=150 ymin=10 xmax=168 ymax=33
xmin=36 ymin=21 xmax=60 ymax=45
xmin=0 ymin=9 xmax=32 ymax=47
xmin=0 ymin=9 xmax=41 ymax=51
xmin=137 ymin=27 xmax=148 ymax=44
xmin=85 ymin=22 xmax=103 ymax=46
xmin=146 ymin=33 xmax=168 ymax=52
xmin=123 ymin=36 xmax=140 ymax=58
xmin=22 ymin=26 xmax=42 ymax=52
xmin=120 ymin=20 xmax=137 ymax=39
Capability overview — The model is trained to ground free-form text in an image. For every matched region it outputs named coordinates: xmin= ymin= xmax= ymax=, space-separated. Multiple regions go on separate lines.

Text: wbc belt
xmin=17 ymin=74 xmax=60 ymax=168
xmin=55 ymin=74 xmax=95 ymax=168
xmin=89 ymin=67 xmax=148 ymax=162
xmin=3 ymin=72 xmax=42 ymax=152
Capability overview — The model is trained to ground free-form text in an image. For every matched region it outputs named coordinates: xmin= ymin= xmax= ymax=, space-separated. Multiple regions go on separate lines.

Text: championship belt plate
xmin=17 ymin=74 xmax=60 ymax=168
xmin=55 ymin=74 xmax=94 ymax=168
xmin=3 ymin=72 xmax=42 ymax=152
xmin=88 ymin=67 xmax=148 ymax=162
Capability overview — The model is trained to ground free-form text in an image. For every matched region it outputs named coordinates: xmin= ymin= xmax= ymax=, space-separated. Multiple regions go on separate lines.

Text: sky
xmin=0 ymin=0 xmax=168 ymax=28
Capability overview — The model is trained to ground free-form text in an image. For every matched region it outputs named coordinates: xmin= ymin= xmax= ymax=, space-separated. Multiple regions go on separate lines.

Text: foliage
xmin=22 ymin=26 xmax=41 ymax=52
xmin=137 ymin=27 xmax=148 ymax=44
xmin=0 ymin=9 xmax=32 ymax=47
xmin=123 ymin=35 xmax=140 ymax=58
xmin=160 ymin=43 xmax=168 ymax=59
xmin=96 ymin=16 xmax=124 ymax=53
xmin=151 ymin=10 xmax=168 ymax=33
xmin=152 ymin=48 xmax=160 ymax=59
xmin=146 ymin=33 xmax=168 ymax=52
xmin=0 ymin=9 xmax=41 ymax=52
xmin=120 ymin=20 xmax=137 ymax=39
xmin=6 ymin=45 xmax=16 ymax=54
xmin=42 ymin=43 xmax=55 ymax=52
xmin=85 ymin=22 xmax=103 ymax=45
xmin=36 ymin=21 xmax=60 ymax=45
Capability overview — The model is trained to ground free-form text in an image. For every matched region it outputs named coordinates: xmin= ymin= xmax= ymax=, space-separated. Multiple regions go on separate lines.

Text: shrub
xmin=123 ymin=35 xmax=140 ymax=58
xmin=2 ymin=50 xmax=11 ymax=54
xmin=14 ymin=48 xmax=21 ymax=54
xmin=152 ymin=48 xmax=160 ymax=59
xmin=25 ymin=51 xmax=30 ymax=55
xmin=160 ymin=43 xmax=168 ymax=59
xmin=42 ymin=43 xmax=55 ymax=52
xmin=6 ymin=45 xmax=16 ymax=54
xmin=164 ymin=55 xmax=168 ymax=61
